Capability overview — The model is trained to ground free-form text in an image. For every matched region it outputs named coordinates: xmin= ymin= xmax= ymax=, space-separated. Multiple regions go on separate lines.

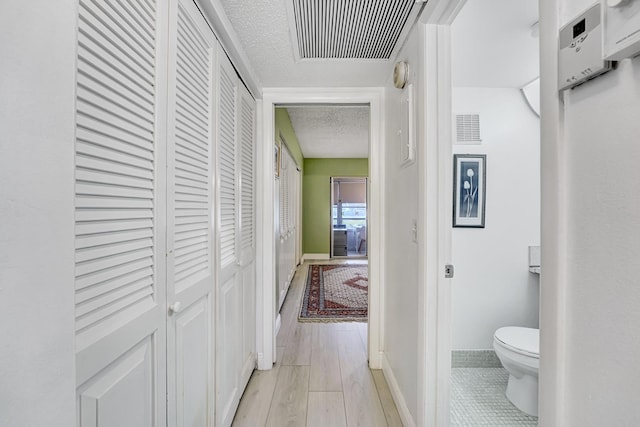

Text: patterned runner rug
xmin=299 ymin=264 xmax=368 ymax=322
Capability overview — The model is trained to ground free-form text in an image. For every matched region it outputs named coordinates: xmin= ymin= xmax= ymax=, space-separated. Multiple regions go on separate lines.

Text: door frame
xmin=257 ymin=88 xmax=385 ymax=369
xmin=416 ymin=1 xmax=466 ymax=426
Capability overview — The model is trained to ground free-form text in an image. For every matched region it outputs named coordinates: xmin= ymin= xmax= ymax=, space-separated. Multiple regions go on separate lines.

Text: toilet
xmin=493 ymin=326 xmax=539 ymax=416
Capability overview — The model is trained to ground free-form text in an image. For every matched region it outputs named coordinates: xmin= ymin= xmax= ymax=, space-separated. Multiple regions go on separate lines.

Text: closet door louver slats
xmin=240 ymin=93 xmax=255 ymax=251
xmin=218 ymin=65 xmax=237 ymax=269
xmin=171 ymin=2 xmax=212 ymax=292
xmin=75 ymin=0 xmax=158 ymax=347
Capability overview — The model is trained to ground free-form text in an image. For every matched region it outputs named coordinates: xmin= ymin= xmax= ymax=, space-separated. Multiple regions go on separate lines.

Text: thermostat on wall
xmin=559 ymin=3 xmax=613 ymax=91
xmin=604 ymin=0 xmax=640 ymax=60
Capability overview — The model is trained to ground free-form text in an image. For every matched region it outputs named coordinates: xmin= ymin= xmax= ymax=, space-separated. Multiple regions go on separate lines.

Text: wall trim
xmin=383 ymin=355 xmax=417 ymax=427
xmin=538 ymin=0 xmax=566 ymax=424
xmin=302 ymin=253 xmax=330 ymax=261
xmin=259 ymin=87 xmax=386 ymax=370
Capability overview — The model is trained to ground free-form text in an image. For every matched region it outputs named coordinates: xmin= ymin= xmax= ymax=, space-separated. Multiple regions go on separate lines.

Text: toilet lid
xmin=494 ymin=327 xmax=539 ymax=357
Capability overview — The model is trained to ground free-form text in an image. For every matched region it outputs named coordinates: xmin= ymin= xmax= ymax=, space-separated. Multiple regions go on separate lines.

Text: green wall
xmin=275 ymin=108 xmax=304 ymax=169
xmin=303 ymin=158 xmax=369 ymax=254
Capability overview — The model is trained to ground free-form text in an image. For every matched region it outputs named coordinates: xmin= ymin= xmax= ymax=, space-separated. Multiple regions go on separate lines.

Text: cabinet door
xmin=74 ymin=0 xmax=167 ymax=425
xmin=166 ymin=0 xmax=217 ymax=425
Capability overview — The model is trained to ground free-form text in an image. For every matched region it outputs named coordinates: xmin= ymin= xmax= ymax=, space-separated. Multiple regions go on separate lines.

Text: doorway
xmin=446 ymin=0 xmax=541 ymax=425
xmin=331 ymin=177 xmax=368 ymax=258
xmin=259 ymin=88 xmax=385 ymax=370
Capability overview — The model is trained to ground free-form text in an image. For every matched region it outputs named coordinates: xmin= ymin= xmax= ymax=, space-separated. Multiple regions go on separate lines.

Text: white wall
xmin=383 ymin=28 xmax=420 ymax=422
xmin=538 ymin=0 xmax=640 ymax=424
xmin=452 ymin=88 xmax=540 ymax=349
xmin=0 ymin=2 xmax=76 ymax=426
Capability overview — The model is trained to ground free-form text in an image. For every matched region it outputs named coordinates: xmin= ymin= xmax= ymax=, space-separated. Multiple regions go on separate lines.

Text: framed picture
xmin=453 ymin=154 xmax=486 ymax=228
xmin=274 ymin=139 xmax=281 ymax=178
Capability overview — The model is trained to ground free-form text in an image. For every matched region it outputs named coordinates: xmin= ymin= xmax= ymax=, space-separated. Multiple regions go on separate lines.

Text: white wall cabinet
xmin=73 ymin=0 xmax=256 ymax=425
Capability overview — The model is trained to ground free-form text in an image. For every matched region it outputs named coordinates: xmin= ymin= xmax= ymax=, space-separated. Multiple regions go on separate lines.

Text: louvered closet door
xmin=238 ymin=84 xmax=257 ymax=395
xmin=216 ymin=49 xmax=257 ymax=427
xmin=74 ymin=0 xmax=166 ymax=425
xmin=166 ymin=0 xmax=216 ymax=425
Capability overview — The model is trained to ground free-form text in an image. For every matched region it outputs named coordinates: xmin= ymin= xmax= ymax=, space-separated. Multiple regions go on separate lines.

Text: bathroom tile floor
xmin=451 ymin=368 xmax=538 ymax=426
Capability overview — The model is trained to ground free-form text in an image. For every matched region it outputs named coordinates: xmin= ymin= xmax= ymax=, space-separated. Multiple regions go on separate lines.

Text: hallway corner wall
xmin=275 ymin=108 xmax=304 ymax=169
xmin=0 ymin=2 xmax=77 ymax=426
xmin=382 ymin=24 xmax=421 ymax=425
xmin=538 ymin=0 xmax=640 ymax=424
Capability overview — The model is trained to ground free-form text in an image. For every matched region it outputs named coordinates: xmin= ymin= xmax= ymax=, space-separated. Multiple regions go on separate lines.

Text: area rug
xmin=299 ymin=264 xmax=368 ymax=322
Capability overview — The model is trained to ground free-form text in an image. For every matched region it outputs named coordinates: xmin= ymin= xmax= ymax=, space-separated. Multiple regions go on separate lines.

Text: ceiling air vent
xmin=455 ymin=114 xmax=482 ymax=144
xmin=289 ymin=0 xmax=421 ymax=60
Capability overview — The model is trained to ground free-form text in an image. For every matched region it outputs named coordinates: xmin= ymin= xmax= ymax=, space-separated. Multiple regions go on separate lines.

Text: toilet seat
xmin=494 ymin=327 xmax=539 ymax=358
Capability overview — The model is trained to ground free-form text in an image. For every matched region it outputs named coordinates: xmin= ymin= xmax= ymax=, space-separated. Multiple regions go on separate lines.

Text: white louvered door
xmin=166 ymin=0 xmax=216 ymax=426
xmin=216 ymin=49 xmax=256 ymax=427
xmin=75 ymin=1 xmax=255 ymax=425
xmin=237 ymin=84 xmax=257 ymax=402
xmin=277 ymin=147 xmax=298 ymax=309
xmin=74 ymin=0 xmax=167 ymax=425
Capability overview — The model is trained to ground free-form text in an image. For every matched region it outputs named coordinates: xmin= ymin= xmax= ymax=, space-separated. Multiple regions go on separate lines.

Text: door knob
xmin=169 ymin=302 xmax=182 ymax=315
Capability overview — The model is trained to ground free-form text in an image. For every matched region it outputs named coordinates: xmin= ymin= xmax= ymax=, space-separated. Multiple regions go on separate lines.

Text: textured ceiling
xmin=451 ymin=0 xmax=539 ymax=88
xmin=219 ymin=0 xmax=395 ymax=87
xmin=286 ymin=107 xmax=370 ymax=158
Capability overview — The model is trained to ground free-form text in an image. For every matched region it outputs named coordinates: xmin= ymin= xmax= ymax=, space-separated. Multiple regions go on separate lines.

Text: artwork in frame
xmin=453 ymin=154 xmax=486 ymax=228
xmin=274 ymin=139 xmax=281 ymax=178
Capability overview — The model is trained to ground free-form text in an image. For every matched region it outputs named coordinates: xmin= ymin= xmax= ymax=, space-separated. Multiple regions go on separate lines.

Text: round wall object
xmin=393 ymin=61 xmax=409 ymax=89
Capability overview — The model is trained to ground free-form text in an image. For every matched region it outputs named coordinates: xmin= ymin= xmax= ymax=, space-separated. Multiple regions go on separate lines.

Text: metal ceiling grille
xmin=292 ymin=0 xmax=417 ymax=59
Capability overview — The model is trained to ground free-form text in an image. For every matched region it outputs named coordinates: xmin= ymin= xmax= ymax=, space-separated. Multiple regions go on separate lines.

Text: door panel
xmin=78 ymin=338 xmax=154 ymax=427
xmin=174 ymin=298 xmax=211 ymax=427
xmin=219 ymin=275 xmax=240 ymax=419
xmin=74 ymin=0 xmax=166 ymax=424
xmin=166 ymin=0 xmax=216 ymax=425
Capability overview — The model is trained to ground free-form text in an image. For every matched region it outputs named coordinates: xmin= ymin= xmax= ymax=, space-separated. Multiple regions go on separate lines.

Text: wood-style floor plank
xmin=265 ymin=366 xmax=310 ymax=427
xmin=231 ymin=368 xmax=279 ymax=427
xmin=372 ymin=370 xmax=404 ymax=427
xmin=309 ymin=324 xmax=342 ymax=391
xmin=233 ymin=261 xmax=404 ymax=427
xmin=232 ymin=347 xmax=285 ymax=427
xmin=337 ymin=331 xmax=387 ymax=427
xmin=282 ymin=322 xmax=313 ymax=365
xmin=307 ymin=392 xmax=348 ymax=427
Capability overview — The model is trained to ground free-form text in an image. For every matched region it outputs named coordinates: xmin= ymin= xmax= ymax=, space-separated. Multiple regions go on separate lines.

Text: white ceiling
xmin=285 ymin=106 xmax=370 ymax=158
xmin=219 ymin=0 xmax=539 ymax=158
xmin=218 ymin=0 xmax=396 ymax=87
xmin=451 ymin=0 xmax=539 ymax=88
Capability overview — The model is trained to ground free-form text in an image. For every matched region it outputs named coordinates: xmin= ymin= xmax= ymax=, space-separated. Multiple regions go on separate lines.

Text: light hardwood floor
xmin=232 ymin=261 xmax=403 ymax=427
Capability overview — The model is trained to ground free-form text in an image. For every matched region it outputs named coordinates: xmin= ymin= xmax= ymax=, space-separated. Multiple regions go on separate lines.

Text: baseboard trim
xmin=382 ymin=354 xmax=417 ymax=427
xmin=302 ymin=253 xmax=330 ymax=261
xmin=369 ymin=350 xmax=384 ymax=370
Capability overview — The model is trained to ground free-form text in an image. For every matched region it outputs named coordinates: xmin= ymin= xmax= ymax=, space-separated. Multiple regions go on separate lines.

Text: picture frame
xmin=453 ymin=154 xmax=486 ymax=228
xmin=274 ymin=139 xmax=281 ymax=178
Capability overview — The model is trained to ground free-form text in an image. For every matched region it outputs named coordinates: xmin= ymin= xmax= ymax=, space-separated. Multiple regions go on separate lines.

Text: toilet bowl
xmin=493 ymin=326 xmax=539 ymax=417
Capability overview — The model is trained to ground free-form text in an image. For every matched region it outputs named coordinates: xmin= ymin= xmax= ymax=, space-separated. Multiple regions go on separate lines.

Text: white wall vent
xmin=289 ymin=0 xmax=422 ymax=60
xmin=455 ymin=113 xmax=482 ymax=144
